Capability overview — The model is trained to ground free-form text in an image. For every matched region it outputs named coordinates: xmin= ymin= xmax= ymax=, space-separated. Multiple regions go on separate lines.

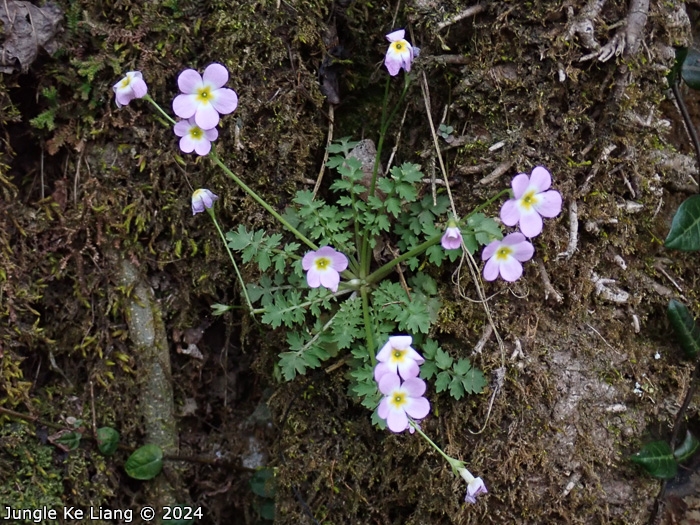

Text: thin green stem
xmin=365 ymin=232 xmax=443 ymax=284
xmin=208 ymin=209 xmax=254 ymax=316
xmin=143 ymin=94 xmax=177 ymax=126
xmin=410 ymin=421 xmax=460 ymax=468
xmin=360 ymin=286 xmax=376 ymax=365
xmin=251 ymin=288 xmax=353 ymax=316
xmin=465 ymin=188 xmax=511 ymax=219
xmin=210 ymin=151 xmax=318 ymax=251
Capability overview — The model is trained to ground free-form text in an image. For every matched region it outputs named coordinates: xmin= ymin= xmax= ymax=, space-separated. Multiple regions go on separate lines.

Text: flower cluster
xmin=374 ymin=336 xmax=430 ymax=433
xmin=481 ymin=166 xmax=561 ymax=281
xmin=172 ymin=63 xmax=238 ymax=156
xmin=439 ymin=167 xmax=562 ymax=282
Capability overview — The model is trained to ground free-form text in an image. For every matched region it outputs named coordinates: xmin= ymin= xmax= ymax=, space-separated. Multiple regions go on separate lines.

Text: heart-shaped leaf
xmin=631 ymin=440 xmax=677 ymax=479
xmin=667 ymin=299 xmax=700 ymax=358
xmin=96 ymin=427 xmax=120 ymax=456
xmin=665 ymin=195 xmax=700 ymax=251
xmin=682 ymin=47 xmax=700 ymax=90
xmin=124 ymin=444 xmax=163 ymax=480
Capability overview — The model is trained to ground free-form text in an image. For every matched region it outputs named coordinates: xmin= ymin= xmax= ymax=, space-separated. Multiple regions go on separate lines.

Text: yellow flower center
xmin=189 ymin=126 xmax=203 ymax=139
xmin=519 ymin=190 xmax=539 ymax=210
xmin=196 ymin=86 xmax=212 ymax=104
xmin=314 ymin=257 xmax=330 ymax=270
xmin=390 ymin=392 xmax=406 ymax=409
xmin=119 ymin=77 xmax=131 ymax=88
xmin=495 ymin=246 xmax=513 ymax=260
xmin=392 ymin=348 xmax=406 ymax=362
xmin=391 ymin=40 xmax=408 ymax=53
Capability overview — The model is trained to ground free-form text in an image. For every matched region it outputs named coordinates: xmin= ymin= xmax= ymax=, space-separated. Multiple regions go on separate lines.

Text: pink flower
xmin=174 ymin=118 xmax=219 ymax=156
xmin=301 ymin=246 xmax=349 ymax=292
xmin=172 ymin=63 xmax=239 ymax=130
xmin=384 ymin=29 xmax=417 ymax=76
xmin=458 ymin=468 xmax=488 ymax=504
xmin=375 ymin=335 xmax=424 ymax=381
xmin=191 ymin=189 xmax=218 ymax=215
xmin=441 ymin=225 xmax=462 ymax=250
xmin=377 ymin=372 xmax=430 ymax=432
xmin=481 ymin=232 xmax=534 ymax=282
xmin=500 ymin=166 xmax=562 ymax=237
xmin=113 ymin=71 xmax=147 ymax=108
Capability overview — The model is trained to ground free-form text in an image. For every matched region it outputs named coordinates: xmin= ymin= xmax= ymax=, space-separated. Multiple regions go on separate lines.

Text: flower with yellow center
xmin=377 ymin=372 xmax=430 ymax=433
xmin=301 ymin=246 xmax=349 ymax=293
xmin=173 ymin=63 xmax=239 ymax=130
xmin=375 ymin=335 xmax=425 ymax=381
xmin=500 ymin=166 xmax=562 ymax=237
xmin=191 ymin=189 xmax=218 ymax=215
xmin=384 ymin=29 xmax=417 ymax=76
xmin=174 ymin=117 xmax=219 ymax=156
xmin=481 ymin=232 xmax=534 ymax=282
xmin=113 ymin=71 xmax=148 ymax=108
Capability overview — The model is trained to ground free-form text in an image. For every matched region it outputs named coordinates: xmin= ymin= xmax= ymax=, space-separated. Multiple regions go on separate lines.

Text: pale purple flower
xmin=377 ymin=372 xmax=430 ymax=432
xmin=481 ymin=232 xmax=534 ymax=282
xmin=441 ymin=225 xmax=462 ymax=250
xmin=191 ymin=189 xmax=218 ymax=215
xmin=375 ymin=335 xmax=424 ymax=380
xmin=174 ymin=118 xmax=218 ymax=156
xmin=172 ymin=63 xmax=239 ymax=130
xmin=384 ymin=29 xmax=417 ymax=76
xmin=500 ymin=166 xmax=562 ymax=238
xmin=301 ymin=246 xmax=349 ymax=292
xmin=458 ymin=468 xmax=488 ymax=503
xmin=113 ymin=71 xmax=147 ymax=108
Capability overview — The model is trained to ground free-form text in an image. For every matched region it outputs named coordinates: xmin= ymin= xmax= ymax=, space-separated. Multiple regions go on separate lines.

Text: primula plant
xmin=112 ymin=27 xmax=563 ymax=505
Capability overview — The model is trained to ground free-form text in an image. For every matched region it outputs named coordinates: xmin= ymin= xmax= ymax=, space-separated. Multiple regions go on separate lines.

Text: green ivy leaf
xmin=668 ymin=47 xmax=688 ymax=86
xmin=673 ymin=431 xmax=700 ymax=463
xmin=667 ymin=299 xmax=700 ymax=358
xmin=250 ymin=468 xmax=277 ymax=498
xmin=665 ymin=195 xmax=700 ymax=251
xmin=96 ymin=427 xmax=120 ymax=456
xmin=631 ymin=441 xmax=677 ymax=479
xmin=124 ymin=444 xmax=163 ymax=480
xmin=434 ymin=370 xmax=451 ymax=393
xmin=681 ymin=47 xmax=700 ymax=90
xmin=434 ymin=348 xmax=454 ymax=370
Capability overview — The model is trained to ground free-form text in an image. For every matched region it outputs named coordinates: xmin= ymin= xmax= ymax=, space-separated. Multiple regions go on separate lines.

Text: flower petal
xmin=402 ymin=377 xmax=426 ymax=397
xmin=378 ymin=398 xmax=390 ymax=419
xmin=177 ymin=69 xmax=203 ymax=94
xmin=482 ymin=257 xmax=500 ymax=281
xmin=404 ymin=396 xmax=430 ymax=420
xmin=194 ymin=138 xmax=211 ymax=156
xmin=384 ymin=54 xmax=401 ymax=76
xmin=510 ymin=173 xmax=530 ymax=199
xmin=378 ymin=372 xmax=401 ymax=395
xmin=130 ymin=78 xmax=148 ymax=99
xmin=194 ymin=104 xmax=220 ymax=130
xmin=374 ymin=362 xmax=393 ymax=383
xmin=211 ymin=88 xmax=239 ymax=115
xmin=389 ymin=335 xmax=413 ymax=349
xmin=534 ymin=190 xmax=562 ymax=218
xmin=319 ymin=268 xmax=340 ymax=292
xmin=511 ymin=240 xmax=534 ymax=262
xmin=202 ymin=63 xmax=229 ymax=88
xmin=173 ymin=120 xmax=190 ymax=137
xmin=500 ymin=199 xmax=520 ymax=226
xmin=302 ymin=251 xmax=316 ymax=270
xmin=405 ymin=346 xmax=425 ymax=365
xmin=306 ymin=268 xmax=321 ymax=288
xmin=396 ymin=359 xmax=419 ymax=379
xmin=376 ymin=339 xmax=394 ymax=362
xmin=519 ymin=212 xmax=543 ymax=237
xmin=481 ymin=239 xmax=499 ymax=261
xmin=179 ymin=135 xmax=195 ymax=154
xmin=502 ymin=232 xmax=526 ymax=245
xmin=498 ymin=257 xmax=523 ymax=282
xmin=329 ymin=251 xmax=349 ymax=271
xmin=529 ymin=166 xmax=552 ymax=192
xmin=386 ymin=409 xmax=409 ymax=432
xmin=204 ymin=127 xmax=219 ymax=141
xmin=386 ymin=29 xmax=405 ymax=42
xmin=173 ymin=94 xmax=197 ymax=119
